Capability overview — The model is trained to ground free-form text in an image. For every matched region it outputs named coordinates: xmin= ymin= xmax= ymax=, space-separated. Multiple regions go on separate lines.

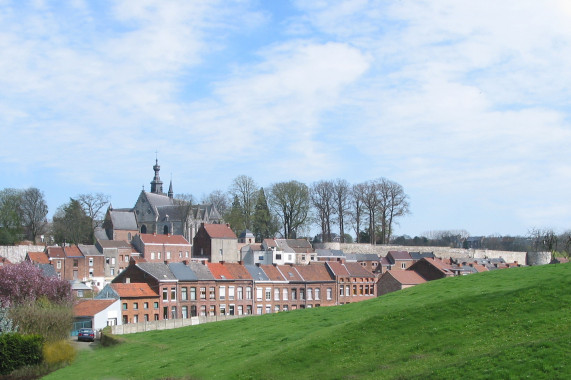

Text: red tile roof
xmin=27 ymin=251 xmax=49 ymax=264
xmin=203 ymin=224 xmax=237 ymax=239
xmin=295 ymin=262 xmax=334 ymax=282
xmin=47 ymin=246 xmax=65 ymax=258
xmin=344 ymin=262 xmax=375 ymax=277
xmin=64 ymin=245 xmax=83 ymax=258
xmin=326 ymin=261 xmax=350 ymax=277
xmin=139 ymin=233 xmax=190 ymax=245
xmin=387 ymin=270 xmax=426 ymax=285
xmin=263 ymin=239 xmax=277 ymax=247
xmin=207 ymin=262 xmax=235 ymax=280
xmin=276 ymin=265 xmax=304 ymax=281
xmin=260 ymin=265 xmax=286 ymax=281
xmin=74 ymin=299 xmax=117 ymax=317
xmin=387 ymin=251 xmax=412 ymax=261
xmin=111 ymin=283 xmax=158 ymax=298
xmin=222 ymin=263 xmax=252 ymax=280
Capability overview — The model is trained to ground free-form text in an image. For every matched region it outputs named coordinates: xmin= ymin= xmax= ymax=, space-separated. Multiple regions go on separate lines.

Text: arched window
xmin=164 ymin=225 xmax=169 ymax=235
xmin=141 ymin=225 xmax=147 ymax=234
xmin=128 ymin=232 xmax=132 ymax=241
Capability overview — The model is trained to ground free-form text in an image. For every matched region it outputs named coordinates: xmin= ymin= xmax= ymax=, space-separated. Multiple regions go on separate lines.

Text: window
xmin=275 ymin=253 xmax=282 ymax=260
xmin=181 ymin=287 xmax=187 ymax=300
xmin=110 ymin=268 xmax=115 ymax=276
xmin=89 ymin=258 xmax=93 ymax=267
xmin=359 ymin=285 xmax=364 ymax=295
xmin=300 ymin=288 xmax=305 ymax=300
xmin=246 ymin=287 xmax=252 ymax=300
xmin=171 ymin=306 xmax=177 ymax=319
xmin=274 ymin=288 xmax=280 ymax=301
xmin=256 ymin=305 xmax=263 ymax=315
xmin=219 ymin=248 xmax=223 ymax=257
xmin=256 ymin=287 xmax=263 ymax=301
xmin=200 ymin=305 xmax=206 ymax=316
xmin=219 ymin=286 xmax=226 ymax=300
xmin=229 ymin=305 xmax=235 ymax=315
xmin=307 ymin=288 xmax=313 ymax=301
xmin=315 ymin=288 xmax=320 ymax=300
xmin=340 ymin=286 xmax=344 ymax=296
xmin=144 ymin=302 xmax=149 ymax=309
xmin=301 ymin=255 xmax=306 ymax=261
xmin=125 ymin=255 xmax=129 ymax=262
xmin=73 ymin=259 xmax=78 ymax=267
xmin=77 ymin=290 xmax=83 ymax=297
xmin=209 ymin=287 xmax=216 ymax=300
xmin=237 ymin=287 xmax=243 ymax=300
xmin=200 ymin=287 xmax=206 ymax=300
xmin=185 ymin=251 xmax=189 ymax=257
xmin=237 ymin=305 xmax=243 ymax=315
xmin=291 ymin=288 xmax=297 ymax=300
xmin=229 ymin=286 xmax=235 ymax=300
xmin=220 ymin=304 xmax=226 ymax=315
xmin=182 ymin=306 xmax=188 ymax=319
xmin=157 ymin=252 xmax=161 ymax=260
xmin=246 ymin=305 xmax=252 ymax=315
xmin=327 ymin=288 xmax=332 ymax=300
xmin=209 ymin=305 xmax=216 ymax=316
xmin=162 ymin=288 xmax=168 ymax=301
xmin=133 ymin=302 xmax=138 ymax=310
xmin=122 ymin=303 xmax=127 ymax=310
xmin=190 ymin=287 xmax=196 ymax=300
xmin=151 ymin=252 xmax=155 ymax=260
xmin=274 ymin=305 xmax=280 ymax=313
xmin=265 ymin=305 xmax=271 ymax=314
xmin=144 ymin=314 xmax=149 ymax=322
xmin=345 ymin=285 xmax=350 ymax=296
xmin=265 ymin=288 xmax=271 ymax=301
xmin=353 ymin=285 xmax=357 ymax=296
xmin=166 ymin=251 xmax=171 ymax=260
xmin=258 ymin=255 xmax=264 ymax=261
xmin=191 ymin=305 xmax=197 ymax=317
xmin=171 ymin=288 xmax=176 ymax=301
xmin=179 ymin=251 xmax=182 ymax=258
xmin=111 ymin=258 xmax=115 ymax=265
xmin=154 ymin=302 xmax=159 ymax=309
xmin=283 ymin=305 xmax=289 ymax=312
xmin=133 ymin=315 xmax=138 ymax=323
xmin=283 ymin=288 xmax=288 ymax=301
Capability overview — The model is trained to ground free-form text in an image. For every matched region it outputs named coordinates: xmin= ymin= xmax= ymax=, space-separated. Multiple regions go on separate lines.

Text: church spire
xmin=168 ymin=178 xmax=173 ymax=199
xmin=150 ymin=157 xmax=164 ymax=194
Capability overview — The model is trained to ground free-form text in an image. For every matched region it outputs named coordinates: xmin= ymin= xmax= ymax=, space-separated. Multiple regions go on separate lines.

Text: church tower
xmin=150 ymin=158 xmax=164 ymax=194
xmin=168 ymin=179 xmax=174 ymax=199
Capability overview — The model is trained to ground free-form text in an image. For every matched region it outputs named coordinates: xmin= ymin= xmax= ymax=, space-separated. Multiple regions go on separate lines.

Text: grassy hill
xmin=47 ymin=263 xmax=570 ymax=379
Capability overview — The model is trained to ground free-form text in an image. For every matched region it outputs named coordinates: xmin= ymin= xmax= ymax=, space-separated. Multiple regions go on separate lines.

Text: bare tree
xmin=20 ymin=188 xmax=48 ymax=242
xmin=350 ymin=183 xmax=366 ymax=243
xmin=310 ymin=180 xmax=335 ymax=242
xmin=376 ymin=179 xmax=410 ymax=243
xmin=332 ymin=179 xmax=351 ymax=243
xmin=359 ymin=180 xmax=382 ymax=244
xmin=77 ymin=193 xmax=110 ymax=229
xmin=229 ymin=175 xmax=258 ymax=230
xmin=201 ymin=190 xmax=229 ymax=217
xmin=174 ymin=193 xmax=194 ymax=240
xmin=268 ymin=180 xmax=310 ymax=239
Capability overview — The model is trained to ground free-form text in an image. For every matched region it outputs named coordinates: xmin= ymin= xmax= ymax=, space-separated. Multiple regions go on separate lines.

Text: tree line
xmin=201 ymin=175 xmax=410 ymax=244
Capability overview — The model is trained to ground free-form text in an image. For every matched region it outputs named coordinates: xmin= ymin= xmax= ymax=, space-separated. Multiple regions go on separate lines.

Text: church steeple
xmin=150 ymin=158 xmax=163 ymax=194
xmin=168 ymin=179 xmax=173 ymax=199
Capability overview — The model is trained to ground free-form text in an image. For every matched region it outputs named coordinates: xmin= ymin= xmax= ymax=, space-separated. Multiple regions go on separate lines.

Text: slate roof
xmin=246 ymin=264 xmax=270 ymax=281
xmin=187 ymin=262 xmax=215 ymax=280
xmin=74 ymin=299 xmax=117 ymax=317
xmin=139 ymin=233 xmax=191 ymax=245
xmin=111 ymin=283 xmax=158 ymax=298
xmin=110 ymin=210 xmax=138 ymax=230
xmin=78 ymin=244 xmax=102 ymax=256
xmin=143 ymin=191 xmax=174 ymax=208
xmin=136 ymin=262 xmax=177 ymax=281
xmin=316 ymin=249 xmax=345 ymax=257
xmin=71 ymin=280 xmax=92 ymax=291
xmin=385 ymin=270 xmax=426 ymax=285
xmin=38 ymin=263 xmax=57 ymax=277
xmin=168 ymin=262 xmax=198 ymax=281
xmin=239 ymin=230 xmax=255 ymax=239
xmin=203 ymin=224 xmax=237 ymax=239
xmin=97 ymin=240 xmax=133 ymax=249
xmin=27 ymin=251 xmax=49 ymax=264
xmin=94 ymin=227 xmax=109 ymax=241
xmin=344 ymin=262 xmax=375 ymax=277
xmin=409 ymin=252 xmax=436 ymax=260
xmin=345 ymin=253 xmax=379 ymax=261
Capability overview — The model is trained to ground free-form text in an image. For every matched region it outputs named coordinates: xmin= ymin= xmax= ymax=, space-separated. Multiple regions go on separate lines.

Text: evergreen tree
xmin=225 ymin=195 xmax=245 ymax=234
xmin=52 ymin=198 xmax=93 ymax=245
xmin=252 ymin=188 xmax=278 ymax=242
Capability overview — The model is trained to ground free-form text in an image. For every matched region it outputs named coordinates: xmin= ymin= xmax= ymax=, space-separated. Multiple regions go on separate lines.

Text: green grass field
xmin=47 ymin=263 xmax=570 ymax=379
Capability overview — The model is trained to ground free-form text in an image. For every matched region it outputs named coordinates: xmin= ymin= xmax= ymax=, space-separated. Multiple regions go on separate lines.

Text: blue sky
xmin=1 ymin=0 xmax=570 ymax=238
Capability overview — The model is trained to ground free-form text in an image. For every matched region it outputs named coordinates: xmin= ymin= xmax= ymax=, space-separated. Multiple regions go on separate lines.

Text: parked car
xmin=77 ymin=328 xmax=95 ymax=342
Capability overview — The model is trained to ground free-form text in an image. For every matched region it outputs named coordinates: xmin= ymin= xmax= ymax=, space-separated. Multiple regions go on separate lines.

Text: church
xmin=103 ymin=159 xmax=222 ymax=243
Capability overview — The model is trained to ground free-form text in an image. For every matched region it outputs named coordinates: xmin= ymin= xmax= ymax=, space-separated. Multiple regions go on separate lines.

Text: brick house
xmin=78 ymin=244 xmax=105 ymax=289
xmin=102 ymin=207 xmax=139 ymax=242
xmin=377 ymin=270 xmax=426 ymax=296
xmin=97 ymin=282 xmax=160 ymax=323
xmin=326 ymin=261 xmax=377 ymax=304
xmin=386 ymin=251 xmax=414 ymax=270
xmin=168 ymin=262 xmax=218 ymax=318
xmin=131 ymin=233 xmax=192 ymax=264
xmin=249 ymin=264 xmax=290 ymax=313
xmin=346 ymin=253 xmax=381 ymax=273
xmin=206 ymin=262 xmax=254 ymax=316
xmin=295 ymin=262 xmax=337 ymax=308
xmin=193 ymin=223 xmax=239 ymax=263
xmin=96 ymin=239 xmax=134 ymax=278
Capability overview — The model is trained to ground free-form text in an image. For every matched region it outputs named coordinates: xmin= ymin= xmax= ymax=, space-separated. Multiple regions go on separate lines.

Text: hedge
xmin=0 ymin=333 xmax=44 ymax=375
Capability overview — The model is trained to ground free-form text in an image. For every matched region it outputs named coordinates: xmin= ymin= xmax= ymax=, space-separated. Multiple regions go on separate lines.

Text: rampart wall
xmin=0 ymin=245 xmax=45 ymax=263
xmin=314 ymin=243 xmax=549 ymax=265
xmin=110 ymin=314 xmax=250 ymax=335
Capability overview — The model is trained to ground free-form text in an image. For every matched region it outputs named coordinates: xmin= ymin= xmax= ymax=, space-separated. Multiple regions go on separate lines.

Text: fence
xmin=110 ymin=314 xmax=249 ymax=335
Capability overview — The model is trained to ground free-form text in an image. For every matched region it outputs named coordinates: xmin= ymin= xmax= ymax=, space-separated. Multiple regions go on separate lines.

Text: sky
xmin=1 ymin=0 xmax=570 ymax=238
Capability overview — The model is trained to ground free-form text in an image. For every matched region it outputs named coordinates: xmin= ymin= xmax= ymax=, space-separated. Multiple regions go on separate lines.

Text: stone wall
xmin=0 ymin=245 xmax=45 ymax=263
xmin=110 ymin=314 xmax=250 ymax=335
xmin=526 ymin=251 xmax=552 ymax=266
xmin=315 ymin=243 xmax=529 ymax=264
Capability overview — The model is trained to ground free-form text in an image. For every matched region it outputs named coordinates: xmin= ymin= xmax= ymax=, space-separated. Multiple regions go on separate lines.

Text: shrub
xmin=0 ymin=306 xmax=16 ymax=334
xmin=43 ymin=340 xmax=76 ymax=366
xmin=9 ymin=298 xmax=74 ymax=342
xmin=0 ymin=333 xmax=44 ymax=375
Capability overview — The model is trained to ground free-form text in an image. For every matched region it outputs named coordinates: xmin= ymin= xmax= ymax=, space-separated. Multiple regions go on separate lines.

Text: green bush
xmin=0 ymin=333 xmax=44 ymax=375
xmin=9 ymin=298 xmax=73 ymax=342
